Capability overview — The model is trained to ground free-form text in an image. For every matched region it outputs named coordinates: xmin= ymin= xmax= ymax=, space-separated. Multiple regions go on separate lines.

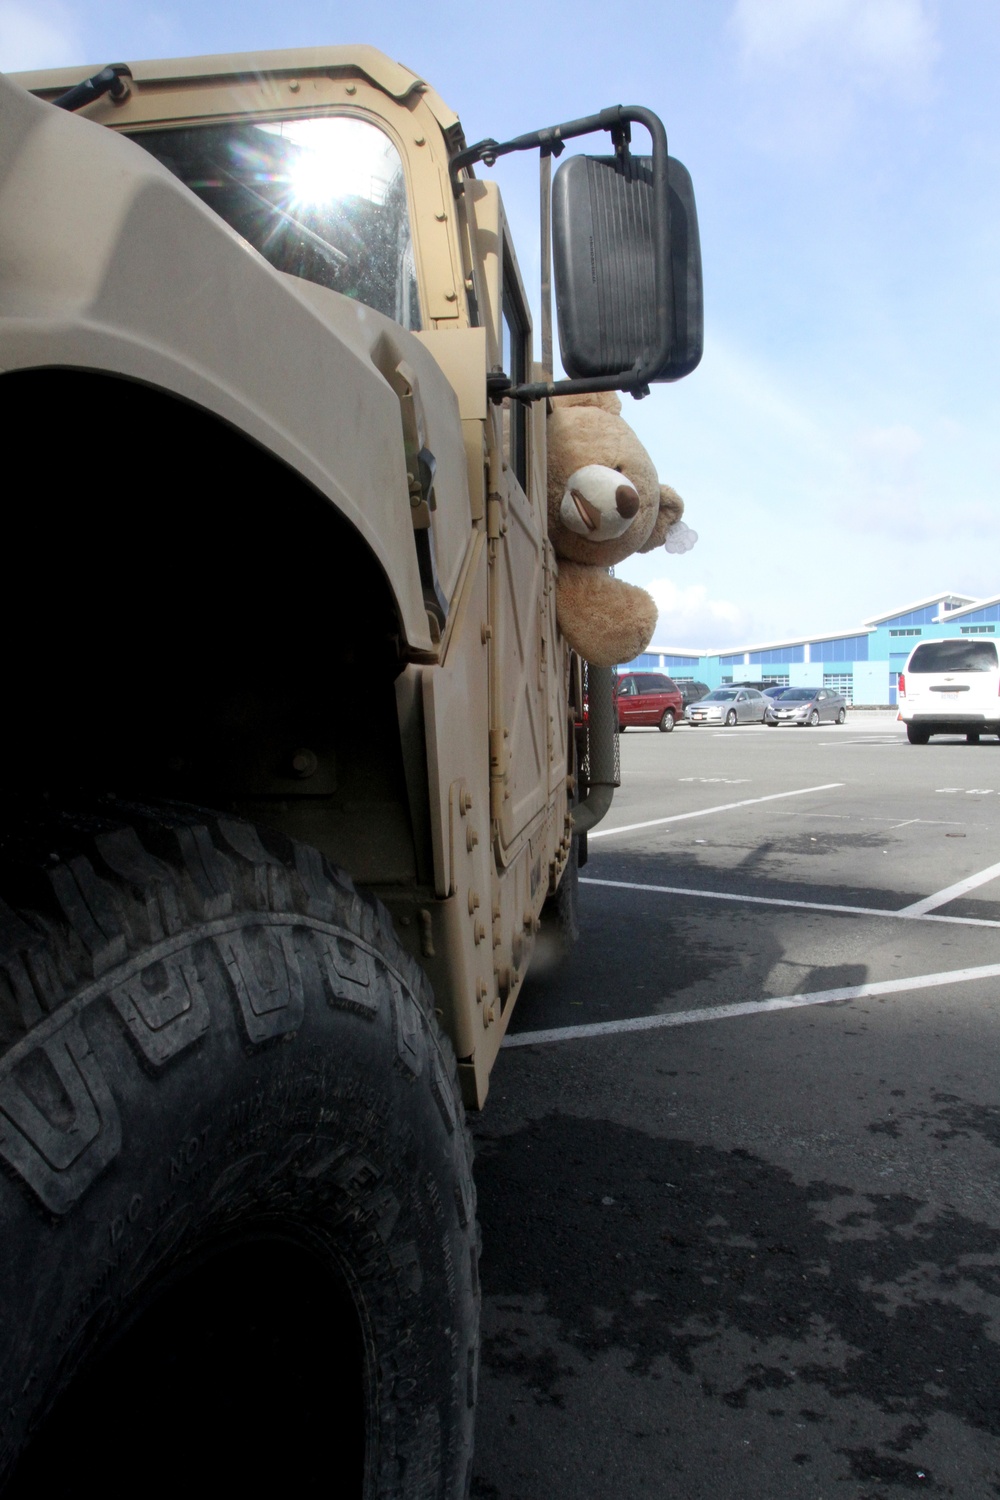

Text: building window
xmin=889 ymin=628 xmax=922 ymax=637
xmin=823 ymin=672 xmax=852 ymax=701
xmin=961 ymin=625 xmax=996 ymax=634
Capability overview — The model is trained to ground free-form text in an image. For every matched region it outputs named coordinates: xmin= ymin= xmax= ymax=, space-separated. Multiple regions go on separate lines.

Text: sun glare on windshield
xmin=258 ymin=117 xmax=398 ymax=209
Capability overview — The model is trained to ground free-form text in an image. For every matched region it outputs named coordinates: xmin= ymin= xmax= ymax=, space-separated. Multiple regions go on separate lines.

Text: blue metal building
xmin=623 ymin=591 xmax=998 ymax=705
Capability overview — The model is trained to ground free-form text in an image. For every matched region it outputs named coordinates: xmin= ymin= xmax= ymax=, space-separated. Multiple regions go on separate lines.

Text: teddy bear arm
xmin=555 ymin=563 xmax=658 ymax=668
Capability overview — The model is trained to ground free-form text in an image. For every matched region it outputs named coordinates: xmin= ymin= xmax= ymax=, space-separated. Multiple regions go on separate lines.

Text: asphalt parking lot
xmin=471 ymin=712 xmax=1000 ymax=1499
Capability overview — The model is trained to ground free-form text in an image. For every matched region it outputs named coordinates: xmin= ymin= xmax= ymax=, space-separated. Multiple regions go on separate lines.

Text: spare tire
xmin=0 ymin=802 xmax=478 ymax=1498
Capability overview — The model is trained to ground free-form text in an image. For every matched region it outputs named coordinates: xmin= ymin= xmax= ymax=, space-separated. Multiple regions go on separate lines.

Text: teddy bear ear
xmin=637 ymin=484 xmax=685 ymax=553
xmin=550 ymin=390 xmax=622 ymax=416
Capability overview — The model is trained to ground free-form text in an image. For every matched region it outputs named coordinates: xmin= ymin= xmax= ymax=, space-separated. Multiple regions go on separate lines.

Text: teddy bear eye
xmin=614 ymin=465 xmax=623 ymax=473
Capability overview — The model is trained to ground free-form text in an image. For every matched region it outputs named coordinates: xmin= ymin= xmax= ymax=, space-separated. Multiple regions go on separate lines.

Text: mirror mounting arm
xmin=52 ymin=63 xmax=132 ymax=112
xmin=450 ymin=105 xmax=670 ymax=403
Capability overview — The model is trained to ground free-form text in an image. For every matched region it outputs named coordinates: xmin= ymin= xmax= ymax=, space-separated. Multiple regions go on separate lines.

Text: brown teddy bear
xmin=547 ymin=391 xmax=696 ymax=667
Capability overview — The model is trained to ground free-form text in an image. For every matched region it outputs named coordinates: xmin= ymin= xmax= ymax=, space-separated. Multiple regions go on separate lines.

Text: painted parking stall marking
xmin=588 ymin=782 xmax=844 ymax=841
xmin=580 ymin=876 xmax=1000 ymax=929
xmin=897 ymin=858 xmax=1000 ymax=917
xmin=503 ymin=962 xmax=1000 ymax=1049
xmin=678 ymin=777 xmax=750 ymax=785
xmin=546 ymin=772 xmax=1000 ymax=1049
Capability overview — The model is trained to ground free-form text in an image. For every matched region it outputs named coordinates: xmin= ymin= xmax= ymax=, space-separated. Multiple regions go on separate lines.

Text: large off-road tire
xmin=0 ymin=802 xmax=478 ymax=1499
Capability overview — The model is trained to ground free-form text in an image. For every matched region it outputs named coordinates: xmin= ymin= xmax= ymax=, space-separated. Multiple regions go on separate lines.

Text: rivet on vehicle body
xmin=436 ymin=211 xmax=447 ymax=222
xmin=289 ymin=79 xmax=300 ymax=92
xmin=460 ymin=788 xmax=474 ymax=814
xmin=467 ymin=826 xmax=479 ymax=852
xmin=468 ymin=888 xmax=480 ymax=914
xmin=345 ymin=83 xmax=357 ymax=94
xmin=445 ymin=290 xmax=458 ymax=302
xmin=474 ymin=922 xmax=486 ymax=945
xmin=476 ymin=979 xmax=488 ymax=1003
xmin=483 ymin=1003 xmax=495 ymax=1027
xmin=481 ymin=623 xmax=492 ymax=643
xmin=291 ymin=748 xmax=318 ymax=778
xmin=415 ymin=135 xmax=426 ymax=146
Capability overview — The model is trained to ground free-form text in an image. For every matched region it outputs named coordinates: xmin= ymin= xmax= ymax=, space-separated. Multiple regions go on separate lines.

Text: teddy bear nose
xmin=615 ymin=484 xmax=640 ymax=519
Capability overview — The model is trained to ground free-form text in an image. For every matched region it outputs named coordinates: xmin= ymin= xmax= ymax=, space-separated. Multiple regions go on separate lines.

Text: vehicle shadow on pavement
xmin=589 ymin=840 xmax=922 ymax=914
xmin=513 ymin=856 xmax=879 ymax=1035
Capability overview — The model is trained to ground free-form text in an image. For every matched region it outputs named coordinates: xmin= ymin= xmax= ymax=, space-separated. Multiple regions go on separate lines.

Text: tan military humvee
xmin=0 ymin=49 xmax=701 ymax=1496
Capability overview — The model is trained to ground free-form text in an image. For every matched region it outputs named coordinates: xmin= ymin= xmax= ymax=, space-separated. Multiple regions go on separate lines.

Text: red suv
xmin=616 ymin=671 xmax=685 ymax=732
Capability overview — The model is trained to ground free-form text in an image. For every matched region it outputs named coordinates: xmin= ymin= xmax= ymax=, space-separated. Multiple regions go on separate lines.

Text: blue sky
xmin=5 ymin=1 xmax=999 ymax=648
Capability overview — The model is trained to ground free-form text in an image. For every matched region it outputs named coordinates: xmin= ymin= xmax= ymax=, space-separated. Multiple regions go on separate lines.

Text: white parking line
xmin=588 ymin=783 xmax=844 ymax=841
xmin=502 ymin=962 xmax=1000 ymax=1048
xmin=897 ymin=858 xmax=1000 ymax=917
xmin=580 ymin=876 xmax=1000 ymax=929
xmin=767 ymin=811 xmax=967 ymax=827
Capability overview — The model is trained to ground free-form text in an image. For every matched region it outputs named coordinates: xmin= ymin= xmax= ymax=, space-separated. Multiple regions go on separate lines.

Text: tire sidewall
xmin=0 ymin=812 xmax=477 ymax=1497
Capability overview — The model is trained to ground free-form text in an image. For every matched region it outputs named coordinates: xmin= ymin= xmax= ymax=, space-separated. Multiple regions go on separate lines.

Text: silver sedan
xmin=764 ymin=687 xmax=847 ymax=727
xmin=686 ymin=688 xmax=768 ymax=726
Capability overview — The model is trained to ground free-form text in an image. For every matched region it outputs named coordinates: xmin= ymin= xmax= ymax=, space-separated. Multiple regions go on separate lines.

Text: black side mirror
xmin=552 ymin=152 xmax=703 ymax=385
xmin=450 ymin=104 xmax=703 ymax=400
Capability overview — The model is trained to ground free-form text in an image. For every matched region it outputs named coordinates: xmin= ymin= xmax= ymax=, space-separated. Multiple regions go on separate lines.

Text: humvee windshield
xmin=128 ymin=115 xmax=421 ymax=328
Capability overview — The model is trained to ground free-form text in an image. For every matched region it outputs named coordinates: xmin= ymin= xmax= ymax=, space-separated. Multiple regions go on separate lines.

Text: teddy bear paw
xmin=663 ymin=519 xmax=698 ymax=554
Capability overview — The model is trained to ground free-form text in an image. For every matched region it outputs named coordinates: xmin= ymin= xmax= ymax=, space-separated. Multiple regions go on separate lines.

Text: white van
xmin=898 ymin=637 xmax=1000 ymax=743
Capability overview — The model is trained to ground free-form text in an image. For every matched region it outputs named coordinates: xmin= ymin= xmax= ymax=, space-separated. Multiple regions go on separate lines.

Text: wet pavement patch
xmin=474 ymin=1114 xmax=1000 ymax=1439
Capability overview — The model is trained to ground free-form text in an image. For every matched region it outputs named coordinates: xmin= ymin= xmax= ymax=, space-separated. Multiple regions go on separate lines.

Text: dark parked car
xmin=616 ymin=671 xmax=685 ymax=732
xmin=677 ymin=680 xmax=710 ymax=710
xmin=764 ymin=686 xmax=847 ymax=727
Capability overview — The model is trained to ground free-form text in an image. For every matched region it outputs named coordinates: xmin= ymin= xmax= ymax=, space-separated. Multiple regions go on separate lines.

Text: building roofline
xmin=642 ymin=646 xmax=705 ymax=659
xmin=646 ymin=625 xmax=876 ymax=657
xmin=639 ymin=589 xmax=991 ymax=661
xmin=861 ymin=592 xmax=978 ymax=627
xmin=932 ymin=593 xmax=1000 ymax=622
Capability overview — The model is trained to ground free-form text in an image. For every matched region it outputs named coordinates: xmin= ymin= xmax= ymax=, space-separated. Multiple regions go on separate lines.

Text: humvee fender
xmin=0 ymin=44 xmax=701 ymax=1496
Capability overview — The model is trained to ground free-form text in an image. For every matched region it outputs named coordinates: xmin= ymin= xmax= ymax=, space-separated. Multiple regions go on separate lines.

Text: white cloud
xmin=0 ymin=0 xmax=83 ymax=71
xmin=847 ymin=422 xmax=926 ymax=521
xmin=732 ymin=0 xmax=937 ymax=99
xmin=856 ymin=423 xmax=924 ymax=466
xmin=646 ymin=577 xmax=745 ymax=647
xmin=729 ymin=0 xmax=938 ymax=154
